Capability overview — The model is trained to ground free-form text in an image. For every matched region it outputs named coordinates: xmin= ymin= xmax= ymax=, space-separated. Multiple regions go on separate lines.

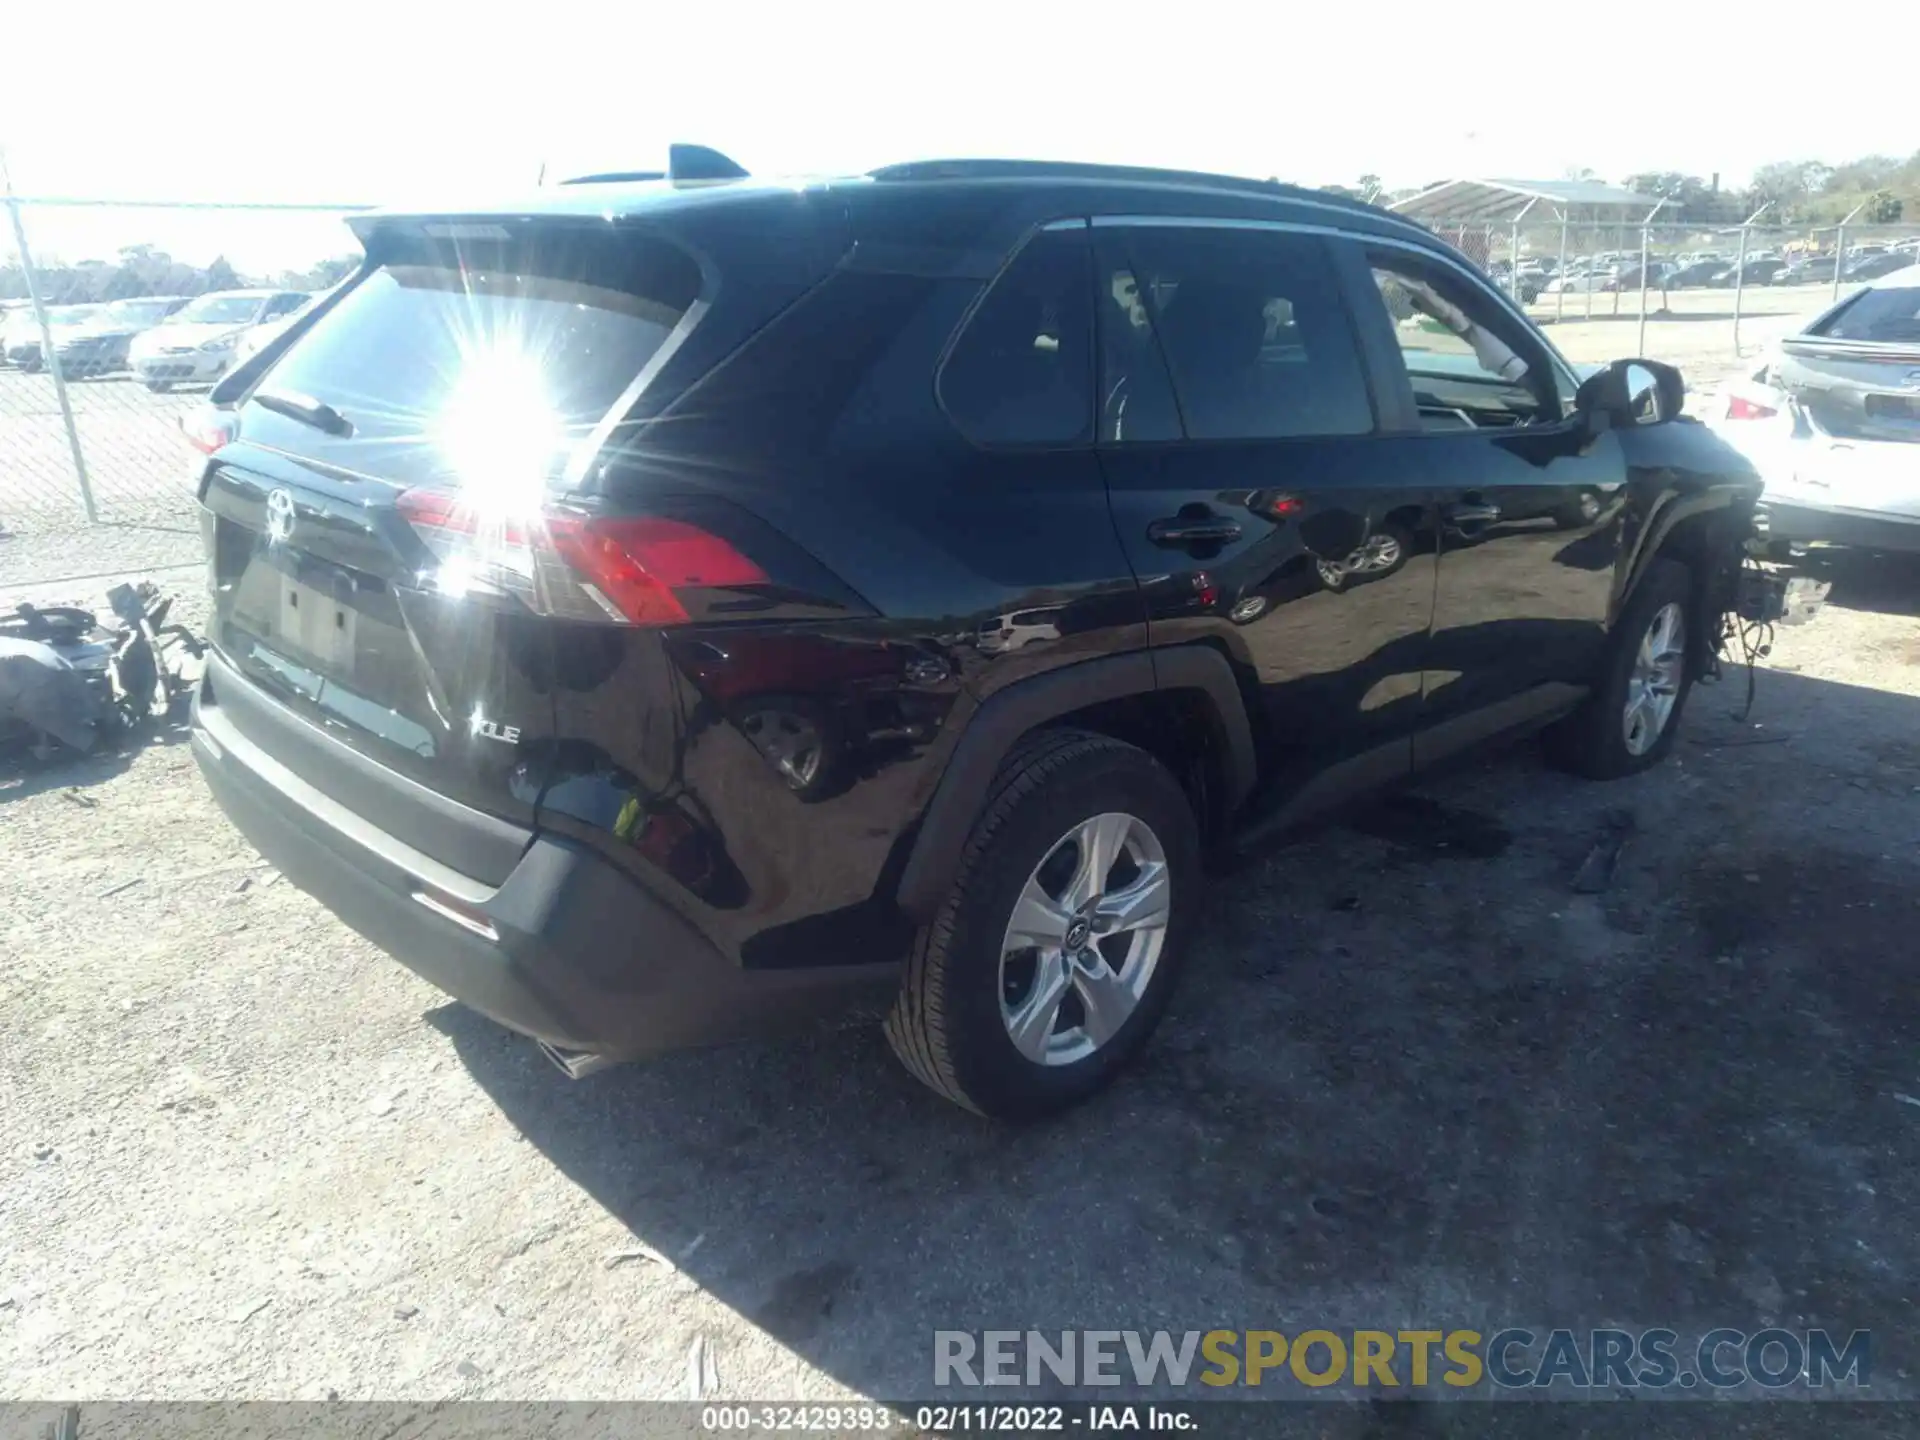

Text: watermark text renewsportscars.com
xmin=933 ymin=1328 xmax=1871 ymax=1392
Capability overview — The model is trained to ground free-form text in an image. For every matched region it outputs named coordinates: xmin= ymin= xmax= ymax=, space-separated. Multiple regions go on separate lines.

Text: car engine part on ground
xmin=0 ymin=583 xmax=204 ymax=759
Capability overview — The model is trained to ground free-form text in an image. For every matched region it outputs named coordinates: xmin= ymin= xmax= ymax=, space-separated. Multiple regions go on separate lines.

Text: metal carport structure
xmin=1388 ymin=179 xmax=1665 ymax=332
xmin=1389 ymin=178 xmax=1657 ymax=227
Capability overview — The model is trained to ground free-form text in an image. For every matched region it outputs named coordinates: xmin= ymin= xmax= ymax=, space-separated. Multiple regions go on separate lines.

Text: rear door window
xmin=938 ymin=228 xmax=1094 ymax=447
xmin=1102 ymin=226 xmax=1373 ymax=442
xmin=246 ymin=229 xmax=702 ymax=489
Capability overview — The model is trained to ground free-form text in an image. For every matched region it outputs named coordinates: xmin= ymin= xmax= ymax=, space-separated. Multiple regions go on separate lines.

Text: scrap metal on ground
xmin=0 ymin=581 xmax=202 ymax=760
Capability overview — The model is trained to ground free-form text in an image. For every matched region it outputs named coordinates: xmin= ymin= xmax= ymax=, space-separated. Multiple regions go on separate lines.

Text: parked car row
xmin=1489 ymin=242 xmax=1920 ymax=300
xmin=0 ymin=288 xmax=310 ymax=388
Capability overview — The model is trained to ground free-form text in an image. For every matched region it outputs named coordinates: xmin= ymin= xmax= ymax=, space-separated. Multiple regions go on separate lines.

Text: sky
xmin=4 ymin=0 xmax=1914 ymax=272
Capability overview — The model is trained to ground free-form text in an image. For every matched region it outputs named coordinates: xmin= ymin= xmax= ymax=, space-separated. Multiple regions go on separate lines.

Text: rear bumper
xmin=1760 ymin=501 xmax=1920 ymax=554
xmin=190 ymin=661 xmax=896 ymax=1059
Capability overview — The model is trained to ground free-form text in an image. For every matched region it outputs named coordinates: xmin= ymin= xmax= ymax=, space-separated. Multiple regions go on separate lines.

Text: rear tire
xmin=884 ymin=729 xmax=1200 ymax=1118
xmin=1546 ymin=557 xmax=1694 ymax=779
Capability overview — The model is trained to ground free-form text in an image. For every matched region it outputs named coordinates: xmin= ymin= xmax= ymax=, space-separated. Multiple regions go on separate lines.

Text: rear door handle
xmin=1445 ymin=502 xmax=1502 ymax=526
xmin=1148 ymin=517 xmax=1243 ymax=546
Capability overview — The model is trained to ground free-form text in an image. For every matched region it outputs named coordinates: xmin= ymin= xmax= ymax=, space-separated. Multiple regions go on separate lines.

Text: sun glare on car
xmin=432 ymin=343 xmax=564 ymax=516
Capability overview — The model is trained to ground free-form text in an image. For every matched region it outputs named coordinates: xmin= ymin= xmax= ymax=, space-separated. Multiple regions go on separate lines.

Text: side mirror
xmin=1575 ymin=357 xmax=1685 ymax=429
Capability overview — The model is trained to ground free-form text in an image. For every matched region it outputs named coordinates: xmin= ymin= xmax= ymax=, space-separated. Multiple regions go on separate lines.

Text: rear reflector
xmin=398 ymin=488 xmax=767 ymax=627
xmin=410 ymin=889 xmax=500 ymax=941
xmin=1726 ymin=395 xmax=1779 ymax=421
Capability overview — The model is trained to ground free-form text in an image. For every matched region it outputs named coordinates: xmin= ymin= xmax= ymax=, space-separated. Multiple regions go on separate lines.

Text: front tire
xmin=1546 ymin=557 xmax=1694 ymax=779
xmin=884 ymin=729 xmax=1200 ymax=1118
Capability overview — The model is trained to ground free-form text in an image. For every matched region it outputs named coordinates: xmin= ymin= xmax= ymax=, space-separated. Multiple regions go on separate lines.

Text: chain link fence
xmin=1444 ymin=219 xmax=1920 ymax=392
xmin=1 ymin=197 xmax=368 ymax=540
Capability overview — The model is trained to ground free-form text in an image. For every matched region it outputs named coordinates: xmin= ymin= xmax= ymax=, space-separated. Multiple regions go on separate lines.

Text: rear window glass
xmin=249 ymin=229 xmax=702 ymax=486
xmin=1814 ymin=285 xmax=1920 ymax=344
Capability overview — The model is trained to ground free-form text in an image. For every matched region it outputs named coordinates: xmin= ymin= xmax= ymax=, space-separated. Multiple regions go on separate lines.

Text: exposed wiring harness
xmin=1716 ymin=554 xmax=1777 ymax=723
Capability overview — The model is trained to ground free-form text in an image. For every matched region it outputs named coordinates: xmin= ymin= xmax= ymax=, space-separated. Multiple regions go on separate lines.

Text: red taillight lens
xmin=1726 ymin=395 xmax=1779 ymax=421
xmin=397 ymin=488 xmax=767 ymax=628
xmin=181 ymin=405 xmax=238 ymax=454
xmin=547 ymin=515 xmax=767 ymax=626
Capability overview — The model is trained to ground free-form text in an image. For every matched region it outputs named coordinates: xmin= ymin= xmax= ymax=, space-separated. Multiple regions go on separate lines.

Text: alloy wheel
xmin=1623 ymin=601 xmax=1685 ymax=756
xmin=740 ymin=708 xmax=824 ymax=789
xmin=1348 ymin=532 xmax=1403 ymax=574
xmin=998 ymin=812 xmax=1170 ymax=1067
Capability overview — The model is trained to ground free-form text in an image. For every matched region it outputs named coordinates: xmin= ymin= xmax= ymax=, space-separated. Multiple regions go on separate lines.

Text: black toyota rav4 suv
xmin=189 ymin=151 xmax=1761 ymax=1117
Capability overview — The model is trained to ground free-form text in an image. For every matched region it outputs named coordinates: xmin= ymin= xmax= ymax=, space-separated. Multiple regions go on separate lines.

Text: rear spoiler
xmin=1780 ymin=335 xmax=1920 ymax=366
xmin=562 ymin=144 xmax=748 ymax=187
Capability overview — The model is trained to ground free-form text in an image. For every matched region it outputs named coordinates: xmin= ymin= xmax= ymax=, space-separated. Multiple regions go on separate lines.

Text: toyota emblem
xmin=265 ymin=488 xmax=296 ymax=545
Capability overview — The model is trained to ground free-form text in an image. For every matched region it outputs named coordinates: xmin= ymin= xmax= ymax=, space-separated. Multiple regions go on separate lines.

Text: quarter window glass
xmin=1367 ymin=255 xmax=1558 ymax=429
xmin=939 ymin=230 xmax=1094 ymax=446
xmin=1112 ymin=227 xmax=1373 ymax=441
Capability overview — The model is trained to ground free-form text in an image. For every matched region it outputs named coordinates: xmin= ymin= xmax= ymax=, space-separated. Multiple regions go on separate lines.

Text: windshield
xmin=245 ymin=229 xmax=702 ymax=492
xmin=176 ymin=294 xmax=264 ymax=326
xmin=1815 ymin=285 xmax=1920 ymax=345
xmin=101 ymin=299 xmax=177 ymax=326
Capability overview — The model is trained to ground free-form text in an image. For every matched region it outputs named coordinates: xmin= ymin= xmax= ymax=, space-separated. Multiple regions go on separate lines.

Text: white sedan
xmin=1707 ymin=266 xmax=1920 ymax=554
xmin=128 ymin=289 xmax=309 ymax=391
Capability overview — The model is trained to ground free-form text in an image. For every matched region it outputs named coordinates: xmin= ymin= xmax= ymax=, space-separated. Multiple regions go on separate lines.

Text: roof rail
xmin=559 ymin=170 xmax=666 ymax=186
xmin=866 ymin=159 xmax=1438 ymax=239
xmin=869 ymin=158 xmax=1289 ymax=197
xmin=558 ymin=144 xmax=749 ymax=188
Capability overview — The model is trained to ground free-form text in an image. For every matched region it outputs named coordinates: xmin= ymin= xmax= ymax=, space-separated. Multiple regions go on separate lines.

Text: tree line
xmin=1318 ymin=150 xmax=1916 ymax=226
xmin=0 ymin=246 xmax=359 ymax=305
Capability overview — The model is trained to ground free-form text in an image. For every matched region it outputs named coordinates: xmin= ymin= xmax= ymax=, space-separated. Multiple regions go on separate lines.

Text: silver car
xmin=1709 ymin=266 xmax=1920 ymax=553
xmin=128 ymin=289 xmax=309 ymax=391
xmin=5 ymin=304 xmax=102 ymax=371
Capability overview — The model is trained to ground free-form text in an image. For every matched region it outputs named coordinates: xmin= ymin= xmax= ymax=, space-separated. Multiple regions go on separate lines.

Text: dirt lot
xmin=1532 ymin=282 xmax=1844 ymax=397
xmin=3 ymin=542 xmax=1919 ymax=1412
xmin=0 ymin=368 xmax=204 ymax=533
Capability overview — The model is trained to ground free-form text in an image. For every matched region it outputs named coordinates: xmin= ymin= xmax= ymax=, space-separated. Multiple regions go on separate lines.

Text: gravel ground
xmin=3 ymin=548 xmax=1919 ymax=1414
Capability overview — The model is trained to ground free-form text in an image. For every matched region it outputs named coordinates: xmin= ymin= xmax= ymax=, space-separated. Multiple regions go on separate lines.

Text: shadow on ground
xmin=434 ymin=667 xmax=1920 ymax=1411
xmin=1807 ymin=549 xmax=1920 ymax=621
xmin=0 ymin=705 xmax=194 ymax=805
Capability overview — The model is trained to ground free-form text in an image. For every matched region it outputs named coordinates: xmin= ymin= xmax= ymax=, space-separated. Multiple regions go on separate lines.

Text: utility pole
xmin=1732 ymin=201 xmax=1772 ymax=357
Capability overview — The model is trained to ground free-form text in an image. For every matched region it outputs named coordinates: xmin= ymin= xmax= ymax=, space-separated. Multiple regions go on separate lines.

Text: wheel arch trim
xmin=893 ymin=646 xmax=1255 ymax=921
xmin=1615 ymin=488 xmax=1744 ymax=619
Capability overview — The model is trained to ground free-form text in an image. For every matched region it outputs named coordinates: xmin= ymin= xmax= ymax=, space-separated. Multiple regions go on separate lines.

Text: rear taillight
xmin=398 ymin=488 xmax=767 ymax=627
xmin=1725 ymin=395 xmax=1779 ymax=421
xmin=181 ymin=405 xmax=238 ymax=454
